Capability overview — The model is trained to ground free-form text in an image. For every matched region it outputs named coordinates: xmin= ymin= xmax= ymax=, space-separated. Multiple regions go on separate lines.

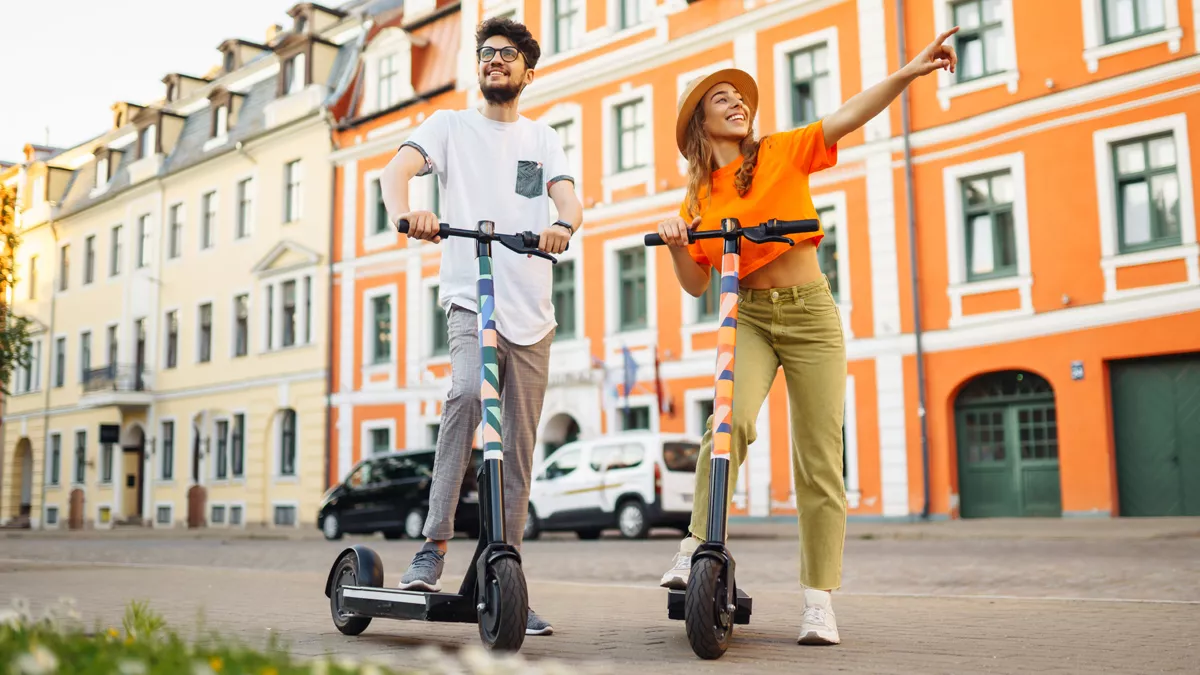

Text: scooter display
xmin=645 ymin=216 xmax=820 ymax=660
xmin=324 ymin=218 xmax=564 ymax=653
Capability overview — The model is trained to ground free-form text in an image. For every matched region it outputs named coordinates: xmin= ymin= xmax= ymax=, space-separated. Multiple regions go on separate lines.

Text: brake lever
xmin=743 ymin=227 xmax=795 ymax=246
xmin=497 ymin=234 xmax=559 ymax=264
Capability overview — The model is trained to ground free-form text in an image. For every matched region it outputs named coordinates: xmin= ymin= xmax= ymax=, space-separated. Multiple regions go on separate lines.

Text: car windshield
xmin=663 ymin=441 xmax=700 ymax=472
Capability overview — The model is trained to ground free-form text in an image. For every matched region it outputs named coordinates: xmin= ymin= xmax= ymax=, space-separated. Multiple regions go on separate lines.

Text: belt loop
xmin=792 ymin=286 xmax=800 ymax=305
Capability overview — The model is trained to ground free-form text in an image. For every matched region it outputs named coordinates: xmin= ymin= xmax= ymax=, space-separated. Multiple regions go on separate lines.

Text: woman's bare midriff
xmin=740 ymin=239 xmax=825 ymax=290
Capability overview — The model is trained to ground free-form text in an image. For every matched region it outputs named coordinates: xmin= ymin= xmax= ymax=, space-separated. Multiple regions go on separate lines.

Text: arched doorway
xmin=121 ymin=425 xmax=145 ymax=523
xmin=955 ymin=370 xmax=1062 ymax=518
xmin=541 ymin=413 xmax=580 ymax=465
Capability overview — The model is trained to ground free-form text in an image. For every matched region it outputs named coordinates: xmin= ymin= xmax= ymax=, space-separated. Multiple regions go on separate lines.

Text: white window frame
xmin=195 ymin=299 xmax=215 ymax=364
xmin=15 ymin=336 xmax=43 ymax=395
xmin=234 ymin=173 xmax=256 ymax=240
xmin=226 ymin=501 xmax=247 ymax=528
xmin=483 ymin=0 xmax=525 ymax=23
xmin=603 ymin=233 xmax=658 ymax=349
xmin=53 ymin=333 xmax=68 ymax=389
xmin=812 ymin=190 xmax=853 ymax=339
xmin=541 ymin=0 xmax=588 ymax=57
xmin=208 ymin=502 xmax=229 ymax=527
xmin=43 ymin=505 xmax=60 ymax=529
xmin=942 ymin=151 xmax=1033 ymax=327
xmin=260 ymin=271 xmax=315 ymax=352
xmin=363 ymin=168 xmax=394 ymax=251
xmin=362 ymin=28 xmax=415 ymax=116
xmin=230 ymin=290 xmax=252 ymax=359
xmin=537 ymin=102 xmax=585 ymax=208
xmin=362 ymin=284 xmax=399 ymax=390
xmin=56 ymin=241 xmax=70 ymax=296
xmin=422 ymin=277 xmax=451 ymax=367
xmin=200 ymin=189 xmax=218 ymax=251
xmin=71 ymin=427 xmax=87 ymax=486
xmin=228 ymin=410 xmax=248 ymax=480
xmin=609 ymin=393 xmax=661 ymax=434
xmin=166 ymin=203 xmax=185 ymax=261
xmin=162 ymin=308 xmax=179 ymax=369
xmin=215 ymin=104 xmax=229 ymax=137
xmin=136 ymin=213 xmax=152 ymax=268
xmin=933 ymin=0 xmax=1019 ymax=110
xmin=287 ymin=53 xmax=307 ymax=95
xmin=45 ymin=432 xmax=62 ymax=487
xmin=153 ymin=502 xmax=175 ymax=529
xmin=78 ymin=328 xmax=92 ymax=384
xmin=601 ymin=84 xmax=655 ymax=203
xmin=272 ymin=500 xmax=301 ymax=527
xmin=773 ymin=27 xmax=842 ymax=132
xmin=104 ymin=322 xmax=119 ymax=368
xmin=211 ymin=415 xmax=232 ymax=483
xmin=1080 ymin=0 xmax=1183 ymax=73
xmin=95 ymin=157 xmax=109 ymax=190
xmin=362 ymin=418 xmax=397 ymax=457
xmin=683 ymin=388 xmax=714 ymax=439
xmin=110 ymin=224 xmax=123 ymax=277
xmin=158 ymin=417 xmax=177 ymax=484
xmin=284 ymin=159 xmax=303 ymax=223
xmin=274 ymin=408 xmax=301 ymax=481
xmin=1092 ymin=112 xmax=1198 ymax=301
xmin=607 ymin=0 xmax=654 ymax=32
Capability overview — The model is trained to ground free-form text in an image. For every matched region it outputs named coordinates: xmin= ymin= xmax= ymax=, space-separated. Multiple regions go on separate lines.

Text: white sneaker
xmin=797 ymin=588 xmax=840 ymax=645
xmin=659 ymin=536 xmax=700 ymax=590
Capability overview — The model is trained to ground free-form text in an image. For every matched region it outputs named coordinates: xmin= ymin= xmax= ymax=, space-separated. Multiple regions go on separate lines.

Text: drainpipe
xmin=321 ymin=107 xmax=337 ymax=491
xmin=895 ymin=0 xmax=933 ymax=520
xmin=38 ymin=209 xmax=60 ymax=529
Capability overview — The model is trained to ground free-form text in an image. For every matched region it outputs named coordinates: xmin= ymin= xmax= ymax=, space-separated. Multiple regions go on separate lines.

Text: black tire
xmin=684 ymin=557 xmax=732 ymax=660
xmin=329 ymin=551 xmax=376 ymax=636
xmin=616 ymin=499 xmax=649 ymax=539
xmin=477 ymin=557 xmax=528 ymax=652
xmin=403 ymin=508 xmax=426 ymax=539
xmin=321 ymin=513 xmax=343 ymax=541
xmin=523 ymin=506 xmax=541 ymax=541
xmin=575 ymin=528 xmax=602 ymax=540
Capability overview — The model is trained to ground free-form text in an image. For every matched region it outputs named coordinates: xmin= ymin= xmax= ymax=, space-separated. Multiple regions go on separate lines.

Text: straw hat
xmin=675 ymin=67 xmax=759 ymax=156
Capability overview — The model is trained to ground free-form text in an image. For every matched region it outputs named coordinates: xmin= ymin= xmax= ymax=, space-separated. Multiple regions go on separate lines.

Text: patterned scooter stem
xmin=705 ymin=217 xmax=741 ymax=544
xmin=474 ymin=220 xmax=507 ymax=544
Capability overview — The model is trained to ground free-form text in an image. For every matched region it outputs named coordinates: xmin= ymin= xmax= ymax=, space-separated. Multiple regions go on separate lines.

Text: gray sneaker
xmin=526 ymin=609 xmax=553 ymax=636
xmin=397 ymin=545 xmax=445 ymax=592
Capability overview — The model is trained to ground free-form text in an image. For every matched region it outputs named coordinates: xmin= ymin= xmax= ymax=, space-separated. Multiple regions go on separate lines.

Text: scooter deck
xmin=667 ymin=587 xmax=753 ymax=625
xmin=339 ymin=585 xmax=478 ymax=624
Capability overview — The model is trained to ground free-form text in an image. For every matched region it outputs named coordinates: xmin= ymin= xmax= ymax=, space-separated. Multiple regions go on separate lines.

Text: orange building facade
xmin=328 ymin=0 xmax=1200 ymax=521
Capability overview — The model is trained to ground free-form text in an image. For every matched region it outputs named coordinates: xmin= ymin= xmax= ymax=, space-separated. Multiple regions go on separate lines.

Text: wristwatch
xmin=551 ymin=220 xmax=574 ymax=237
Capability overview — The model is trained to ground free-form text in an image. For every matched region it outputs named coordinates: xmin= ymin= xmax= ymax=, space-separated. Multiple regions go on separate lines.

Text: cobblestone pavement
xmin=1 ymin=520 xmax=1198 ymax=673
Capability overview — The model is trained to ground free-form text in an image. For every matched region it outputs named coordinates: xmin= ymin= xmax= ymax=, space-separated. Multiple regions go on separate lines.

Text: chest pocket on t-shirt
xmin=515 ymin=160 xmax=544 ymax=199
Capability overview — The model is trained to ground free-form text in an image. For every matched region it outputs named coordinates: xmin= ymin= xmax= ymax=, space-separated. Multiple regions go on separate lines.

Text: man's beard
xmin=480 ymin=76 xmax=522 ymax=104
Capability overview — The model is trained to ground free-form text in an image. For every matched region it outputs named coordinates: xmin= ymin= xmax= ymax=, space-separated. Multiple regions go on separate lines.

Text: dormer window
xmin=215 ymin=105 xmax=229 ymax=137
xmin=166 ymin=83 xmax=176 ymax=102
xmin=224 ymin=51 xmax=236 ymax=73
xmin=284 ymin=53 xmax=306 ymax=94
xmin=378 ymin=54 xmax=399 ymax=109
xmin=295 ymin=16 xmax=307 ymax=33
xmin=139 ymin=125 xmax=157 ymax=159
xmin=95 ymin=157 xmax=109 ymax=189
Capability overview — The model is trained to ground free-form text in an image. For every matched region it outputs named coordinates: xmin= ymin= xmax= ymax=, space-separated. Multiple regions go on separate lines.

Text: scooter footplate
xmin=340 ymin=586 xmax=476 ymax=623
xmin=666 ymin=587 xmax=752 ymax=625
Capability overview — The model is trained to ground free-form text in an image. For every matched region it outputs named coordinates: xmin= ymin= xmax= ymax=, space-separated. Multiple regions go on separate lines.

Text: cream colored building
xmin=0 ymin=1 xmax=377 ymax=531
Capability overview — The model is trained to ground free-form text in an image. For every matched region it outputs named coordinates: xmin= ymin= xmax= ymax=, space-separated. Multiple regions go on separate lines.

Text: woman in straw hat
xmin=655 ymin=26 xmax=959 ymax=646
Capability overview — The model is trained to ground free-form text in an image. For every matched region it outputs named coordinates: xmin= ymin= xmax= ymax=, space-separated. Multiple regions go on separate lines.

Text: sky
xmin=2 ymin=0 xmax=318 ymax=164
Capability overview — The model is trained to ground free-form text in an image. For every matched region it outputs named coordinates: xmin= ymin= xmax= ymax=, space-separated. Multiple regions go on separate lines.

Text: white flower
xmin=12 ymin=645 xmax=59 ymax=675
xmin=191 ymin=660 xmax=216 ymax=675
xmin=0 ymin=608 xmax=22 ymax=628
xmin=118 ymin=659 xmax=149 ymax=675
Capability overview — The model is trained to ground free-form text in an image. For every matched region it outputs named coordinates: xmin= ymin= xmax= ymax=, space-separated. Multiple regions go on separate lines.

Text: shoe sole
xmin=396 ymin=580 xmax=442 ymax=592
xmin=526 ymin=626 xmax=553 ymax=636
xmin=659 ymin=575 xmax=688 ymax=590
xmin=796 ymin=630 xmax=839 ymax=646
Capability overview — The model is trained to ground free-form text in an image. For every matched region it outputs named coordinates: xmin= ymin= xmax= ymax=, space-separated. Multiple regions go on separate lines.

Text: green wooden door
xmin=1111 ymin=354 xmax=1200 ymax=517
xmin=956 ymin=371 xmax=1063 ymax=518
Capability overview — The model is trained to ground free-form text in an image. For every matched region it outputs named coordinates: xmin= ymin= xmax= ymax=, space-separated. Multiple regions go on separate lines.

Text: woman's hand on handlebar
xmin=399 ymin=210 xmax=441 ymax=243
xmin=657 ymin=215 xmax=701 ymax=248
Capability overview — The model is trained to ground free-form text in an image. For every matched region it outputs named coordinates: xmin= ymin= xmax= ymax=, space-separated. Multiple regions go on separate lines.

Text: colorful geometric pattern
xmin=711 ymin=250 xmax=740 ymax=458
xmin=477 ymin=254 xmax=504 ymax=461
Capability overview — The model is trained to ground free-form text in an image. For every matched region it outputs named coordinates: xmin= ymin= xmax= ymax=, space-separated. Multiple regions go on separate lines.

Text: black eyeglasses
xmin=477 ymin=46 xmax=520 ymax=63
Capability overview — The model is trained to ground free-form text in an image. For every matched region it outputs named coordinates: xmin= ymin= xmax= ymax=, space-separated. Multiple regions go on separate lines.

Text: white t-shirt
xmin=402 ymin=108 xmax=573 ymax=346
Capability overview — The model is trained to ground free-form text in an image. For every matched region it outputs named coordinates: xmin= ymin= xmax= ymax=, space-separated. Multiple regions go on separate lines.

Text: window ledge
xmin=937 ymin=70 xmax=1019 ymax=110
xmin=947 ymin=274 xmax=1031 ymax=298
xmin=1085 ymin=27 xmax=1183 ymax=73
xmin=1102 ymin=242 xmax=1200 ymax=301
xmin=203 ymin=134 xmax=229 ymax=152
xmin=602 ymin=165 xmax=655 ymax=203
xmin=1101 ymin=242 xmax=1198 ymax=270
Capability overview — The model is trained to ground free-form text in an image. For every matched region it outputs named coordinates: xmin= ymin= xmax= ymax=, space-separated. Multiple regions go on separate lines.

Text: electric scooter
xmin=324 ymin=219 xmax=564 ymax=653
xmin=645 ymin=216 xmax=819 ymax=660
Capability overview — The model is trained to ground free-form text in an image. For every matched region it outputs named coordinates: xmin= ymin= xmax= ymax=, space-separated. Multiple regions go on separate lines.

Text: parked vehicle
xmin=524 ymin=431 xmax=701 ymax=540
xmin=318 ymin=448 xmax=482 ymax=541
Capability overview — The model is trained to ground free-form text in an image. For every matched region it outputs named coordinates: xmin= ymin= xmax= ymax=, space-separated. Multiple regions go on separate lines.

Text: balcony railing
xmin=83 ymin=364 xmax=149 ymax=394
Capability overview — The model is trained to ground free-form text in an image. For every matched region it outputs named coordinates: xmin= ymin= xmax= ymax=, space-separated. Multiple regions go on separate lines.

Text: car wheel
xmin=523 ymin=506 xmax=541 ymax=541
xmin=322 ymin=513 xmax=343 ymax=540
xmin=617 ymin=499 xmax=649 ymax=539
xmin=404 ymin=508 xmax=426 ymax=540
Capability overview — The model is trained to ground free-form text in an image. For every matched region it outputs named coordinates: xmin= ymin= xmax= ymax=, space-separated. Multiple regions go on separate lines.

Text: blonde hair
xmin=682 ymin=103 xmax=762 ymax=220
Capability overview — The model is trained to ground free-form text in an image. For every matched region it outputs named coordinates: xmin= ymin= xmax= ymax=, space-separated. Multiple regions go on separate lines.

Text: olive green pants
xmin=688 ymin=277 xmax=848 ymax=590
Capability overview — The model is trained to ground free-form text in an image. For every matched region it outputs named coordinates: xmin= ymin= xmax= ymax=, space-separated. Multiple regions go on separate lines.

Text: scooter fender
xmin=324 ymin=544 xmax=385 ymax=598
xmin=472 ymin=542 xmax=523 ymax=603
xmin=691 ymin=542 xmax=737 ymax=615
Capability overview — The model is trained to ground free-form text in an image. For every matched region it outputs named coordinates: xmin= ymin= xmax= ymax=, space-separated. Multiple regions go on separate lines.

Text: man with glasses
xmin=380 ymin=16 xmax=582 ymax=637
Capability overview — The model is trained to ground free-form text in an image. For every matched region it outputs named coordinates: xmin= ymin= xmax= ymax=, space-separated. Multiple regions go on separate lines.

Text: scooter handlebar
xmin=643 ymin=218 xmax=821 ymax=247
xmin=395 ymin=219 xmax=565 ymax=263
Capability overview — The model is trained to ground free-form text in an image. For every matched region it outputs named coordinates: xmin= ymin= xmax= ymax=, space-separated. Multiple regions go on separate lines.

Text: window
xmin=48 ymin=434 xmax=61 ymax=486
xmin=544 ymin=447 xmax=581 ymax=480
xmin=430 ymin=286 xmax=449 ymax=356
xmin=618 ymin=248 xmax=647 ymax=331
xmin=615 ymin=100 xmax=648 ymax=172
xmin=1103 ymin=0 xmax=1166 ymax=43
xmin=27 ymin=255 xmax=36 ymax=299
xmin=370 ymin=427 xmax=391 ymax=455
xmin=58 ymin=244 xmax=69 ymax=292
xmin=161 ymin=421 xmax=175 ymax=481
xmin=74 ymin=431 xmax=86 ymax=484
xmin=156 ymin=506 xmax=171 ymax=525
xmin=789 ymin=44 xmax=832 ymax=127
xmin=372 ymin=179 xmax=388 ymax=234
xmin=304 ymin=276 xmax=312 ymax=344
xmin=274 ymin=504 xmax=297 ymax=526
xmin=284 ymin=53 xmax=306 ymax=95
xmin=211 ymin=505 xmax=226 ymax=524
xmin=16 ymin=339 xmax=42 ymax=394
xmin=45 ymin=507 xmax=59 ymax=525
xmin=214 ymin=105 xmax=229 ymax=137
xmin=224 ymin=51 xmax=235 ymax=73
xmin=553 ymin=0 xmax=579 ymax=53
xmin=1113 ymin=133 xmax=1181 ymax=253
xmin=110 ymin=225 xmax=123 ymax=276
xmin=284 ymin=160 xmax=302 ymax=222
xmin=165 ymin=311 xmax=178 ymax=368
xmin=551 ymin=261 xmax=576 ymax=340
xmin=84 ymin=236 xmax=95 ymax=284
xmin=170 ymin=201 xmax=183 ymax=257
xmin=234 ymin=294 xmax=249 ymax=357
xmin=236 ymin=178 xmax=253 ymax=238
xmin=230 ymin=505 xmax=243 ymax=525
xmin=106 ymin=325 xmax=117 ymax=367
xmin=54 ymin=337 xmax=65 ymax=388
xmin=198 ymin=303 xmax=212 ymax=363
xmin=961 ymin=170 xmax=1017 ymax=281
xmin=371 ymin=294 xmax=392 ymax=363
xmin=697 ymin=269 xmax=721 ymax=322
xmin=953 ymin=0 xmax=1006 ymax=82
xmin=377 ymin=54 xmax=398 ymax=110
xmin=100 ymin=442 xmax=113 ymax=483
xmin=620 ymin=0 xmax=641 ymax=28
xmin=696 ymin=399 xmax=715 ymax=437
xmin=621 ymin=406 xmax=651 ymax=431
xmin=79 ymin=331 xmax=91 ymax=381
xmin=278 ymin=410 xmax=297 ymax=476
xmin=137 ymin=214 xmax=151 ymax=268
xmin=140 ymin=124 xmax=157 ymax=159
xmin=282 ymin=281 xmax=297 ymax=347
xmin=816 ymin=206 xmax=840 ymax=302
xmin=201 ymin=192 xmax=216 ymax=249
xmin=267 ymin=287 xmax=275 ymax=349
xmin=232 ymin=414 xmax=245 ymax=478
xmin=95 ymin=157 xmax=108 ymax=189
xmin=215 ymin=420 xmax=229 ymax=480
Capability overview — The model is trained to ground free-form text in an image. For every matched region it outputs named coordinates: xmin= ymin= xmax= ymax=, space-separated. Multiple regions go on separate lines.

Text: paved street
xmin=2 ymin=520 xmax=1198 ymax=673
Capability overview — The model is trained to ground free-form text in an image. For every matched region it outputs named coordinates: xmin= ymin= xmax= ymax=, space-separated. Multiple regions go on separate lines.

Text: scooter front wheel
xmin=477 ymin=557 xmax=528 ymax=652
xmin=684 ymin=557 xmax=732 ymax=659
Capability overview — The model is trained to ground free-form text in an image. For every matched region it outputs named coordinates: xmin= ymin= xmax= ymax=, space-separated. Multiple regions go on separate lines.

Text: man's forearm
xmin=380 ymin=160 xmax=412 ymax=222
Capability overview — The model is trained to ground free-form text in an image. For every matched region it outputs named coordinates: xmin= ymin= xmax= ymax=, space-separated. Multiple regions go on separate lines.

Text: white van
xmin=524 ymin=431 xmax=701 ymax=540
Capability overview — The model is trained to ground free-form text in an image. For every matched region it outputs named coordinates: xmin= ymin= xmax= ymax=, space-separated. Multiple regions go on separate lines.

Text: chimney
xmin=265 ymin=23 xmax=284 ymax=44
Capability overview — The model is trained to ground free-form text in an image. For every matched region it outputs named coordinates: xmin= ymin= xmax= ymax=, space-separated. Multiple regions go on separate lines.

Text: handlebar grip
xmin=769 ymin=219 xmax=821 ymax=234
xmin=396 ymin=218 xmax=409 ymax=234
xmin=395 ymin=219 xmax=450 ymax=238
xmin=644 ymin=233 xmax=667 ymax=246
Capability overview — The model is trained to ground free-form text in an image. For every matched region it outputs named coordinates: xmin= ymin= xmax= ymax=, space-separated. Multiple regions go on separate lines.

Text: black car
xmin=317 ymin=448 xmax=483 ymax=540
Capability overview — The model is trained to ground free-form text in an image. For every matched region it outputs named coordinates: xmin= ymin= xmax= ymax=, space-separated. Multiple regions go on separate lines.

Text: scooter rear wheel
xmin=330 ymin=551 xmax=375 ymax=636
xmin=684 ymin=557 xmax=732 ymax=659
xmin=477 ymin=557 xmax=528 ymax=652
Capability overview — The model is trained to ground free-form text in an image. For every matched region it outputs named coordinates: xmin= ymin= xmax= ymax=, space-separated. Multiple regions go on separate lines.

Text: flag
xmin=621 ymin=345 xmax=638 ymax=416
xmin=654 ymin=345 xmax=668 ymax=414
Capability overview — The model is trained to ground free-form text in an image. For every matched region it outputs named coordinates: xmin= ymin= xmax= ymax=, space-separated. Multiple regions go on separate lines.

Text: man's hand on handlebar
xmin=398 ymin=211 xmax=441 ymax=243
xmin=538 ymin=224 xmax=571 ymax=256
xmin=657 ymin=215 xmax=701 ymax=248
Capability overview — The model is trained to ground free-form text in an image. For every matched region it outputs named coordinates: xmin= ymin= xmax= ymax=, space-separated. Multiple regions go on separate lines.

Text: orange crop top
xmin=683 ymin=119 xmax=838 ymax=278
